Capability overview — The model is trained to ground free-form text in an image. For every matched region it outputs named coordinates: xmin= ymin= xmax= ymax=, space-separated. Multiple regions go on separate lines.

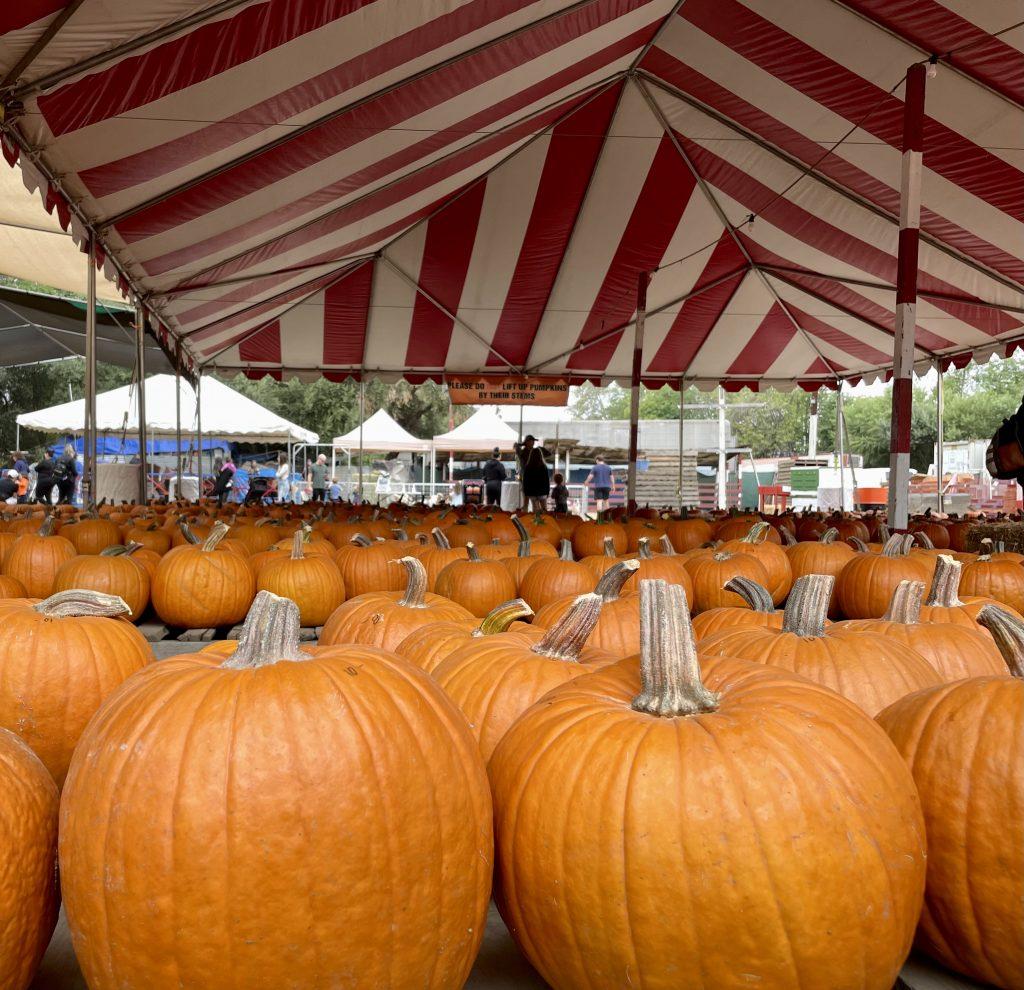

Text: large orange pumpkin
xmin=518 ymin=539 xmax=596 ymax=613
xmin=838 ymin=579 xmax=1005 ymax=682
xmin=4 ymin=515 xmax=77 ymax=600
xmin=62 ymin=514 xmax=123 ymax=555
xmin=151 ymin=522 xmax=256 ymax=628
xmin=394 ymin=599 xmax=534 ymax=675
xmin=0 ymin=728 xmax=59 ymax=990
xmin=53 ymin=549 xmax=151 ymax=622
xmin=691 ymin=575 xmax=784 ymax=639
xmin=332 ymin=533 xmax=407 ymax=598
xmin=319 ymin=556 xmax=473 ymax=651
xmin=719 ymin=521 xmax=793 ymax=604
xmin=256 ymin=529 xmax=345 ymax=627
xmin=663 ymin=513 xmax=713 ymax=552
xmin=409 ymin=528 xmax=466 ymax=591
xmin=918 ymin=553 xmax=1011 ymax=632
xmin=685 ymin=549 xmax=769 ymax=614
xmin=570 ymin=519 xmax=627 ymax=558
xmin=960 ymin=549 xmax=1024 ymax=614
xmin=786 ymin=526 xmax=854 ymax=618
xmin=490 ymin=580 xmax=926 ymax=990
xmin=435 ymin=542 xmax=517 ymax=618
xmin=701 ymin=574 xmax=942 ymax=717
xmin=835 ymin=533 xmax=930 ymax=619
xmin=876 ymin=603 xmax=1023 ymax=989
xmin=59 ymin=591 xmax=492 ymax=990
xmin=0 ymin=590 xmax=153 ymax=786
xmin=122 ymin=521 xmax=172 ymax=556
xmin=500 ymin=536 xmax=555 ymax=592
xmin=434 ymin=592 xmax=615 ymax=760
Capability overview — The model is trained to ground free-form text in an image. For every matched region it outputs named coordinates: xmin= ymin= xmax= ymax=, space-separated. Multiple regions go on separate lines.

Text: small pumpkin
xmin=63 ymin=512 xmax=123 ymax=555
xmin=256 ymin=529 xmax=345 ymax=628
xmin=719 ymin=521 xmax=793 ymax=604
xmin=960 ymin=547 xmax=1024 ymax=614
xmin=835 ymin=533 xmax=930 ymax=619
xmin=319 ymin=556 xmax=473 ymax=652
xmin=435 ymin=542 xmax=517 ymax=618
xmin=685 ymin=548 xmax=769 ymax=614
xmin=785 ymin=526 xmax=854 ymax=618
xmin=630 ymin=536 xmax=694 ymax=600
xmin=413 ymin=528 xmax=468 ymax=591
xmin=663 ymin=513 xmax=713 ymax=552
xmin=691 ymin=575 xmax=784 ymax=639
xmin=518 ymin=539 xmax=596 ymax=614
xmin=876 ymin=603 xmax=1023 ymax=989
xmin=4 ymin=516 xmax=77 ymax=600
xmin=917 ymin=553 xmax=1013 ymax=631
xmin=333 ymin=532 xmax=407 ymax=598
xmin=570 ymin=519 xmax=627 ymax=559
xmin=53 ymin=548 xmax=151 ymax=621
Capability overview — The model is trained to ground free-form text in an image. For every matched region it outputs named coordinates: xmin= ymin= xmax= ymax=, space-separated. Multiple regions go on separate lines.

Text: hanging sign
xmin=447 ymin=374 xmax=571 ymax=406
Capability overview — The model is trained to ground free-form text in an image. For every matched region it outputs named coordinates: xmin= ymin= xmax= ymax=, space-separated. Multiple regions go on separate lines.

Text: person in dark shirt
xmin=33 ymin=450 xmax=56 ymax=505
xmin=0 ymin=470 xmax=18 ymax=503
xmin=585 ymin=456 xmax=616 ymax=520
xmin=55 ymin=444 xmax=78 ymax=504
xmin=515 ymin=435 xmax=550 ymax=513
xmin=482 ymin=447 xmax=507 ymax=506
xmin=551 ymin=472 xmax=569 ymax=514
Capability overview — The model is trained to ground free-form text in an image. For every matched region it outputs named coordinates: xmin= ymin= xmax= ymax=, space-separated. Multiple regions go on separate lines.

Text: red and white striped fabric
xmin=2 ymin=0 xmax=1022 ymax=389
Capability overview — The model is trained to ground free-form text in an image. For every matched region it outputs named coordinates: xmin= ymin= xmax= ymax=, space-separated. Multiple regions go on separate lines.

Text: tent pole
xmin=837 ymin=381 xmax=847 ymax=512
xmin=175 ymin=343 xmax=183 ymax=499
xmin=135 ymin=303 xmax=148 ymax=504
xmin=358 ymin=379 xmax=365 ymax=504
xmin=717 ymin=387 xmax=727 ymax=511
xmin=196 ymin=372 xmax=203 ymax=503
xmin=627 ymin=272 xmax=648 ymax=510
xmin=83 ymin=237 xmax=97 ymax=508
xmin=935 ymin=359 xmax=944 ymax=514
xmin=808 ymin=391 xmax=818 ymax=458
xmin=677 ymin=377 xmax=685 ymax=509
xmin=887 ymin=61 xmax=928 ymax=531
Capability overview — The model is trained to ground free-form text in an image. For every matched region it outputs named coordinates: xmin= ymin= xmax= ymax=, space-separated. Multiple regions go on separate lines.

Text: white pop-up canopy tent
xmin=332 ymin=409 xmax=429 ymax=453
xmin=17 ymin=374 xmax=318 ymax=445
xmin=432 ymin=408 xmax=519 ymax=453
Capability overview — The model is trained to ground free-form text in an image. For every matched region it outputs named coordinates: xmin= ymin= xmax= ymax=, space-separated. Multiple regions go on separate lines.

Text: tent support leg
xmin=135 ymin=303 xmax=148 ymax=504
xmin=935 ymin=359 xmax=944 ymax=513
xmin=196 ymin=372 xmax=203 ymax=503
xmin=84 ymin=238 xmax=97 ymax=508
xmin=837 ymin=381 xmax=847 ymax=511
xmin=808 ymin=391 xmax=819 ymax=458
xmin=358 ymin=379 xmax=365 ymax=504
xmin=627 ymin=272 xmax=649 ymax=510
xmin=677 ymin=377 xmax=685 ymax=509
xmin=717 ymin=387 xmax=727 ymax=511
xmin=887 ymin=62 xmax=928 ymax=531
xmin=175 ymin=343 xmax=183 ymax=501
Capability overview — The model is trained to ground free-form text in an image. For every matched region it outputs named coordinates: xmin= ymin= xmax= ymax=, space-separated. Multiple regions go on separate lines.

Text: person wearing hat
xmin=482 ymin=446 xmax=507 ymax=507
xmin=0 ymin=469 xmax=18 ymax=505
xmin=514 ymin=435 xmax=551 ymax=513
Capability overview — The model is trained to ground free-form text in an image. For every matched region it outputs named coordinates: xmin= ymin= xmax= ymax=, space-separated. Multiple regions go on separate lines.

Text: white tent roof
xmin=16 ymin=374 xmax=318 ymax=444
xmin=432 ymin=408 xmax=519 ymax=453
xmin=332 ymin=408 xmax=429 ymax=452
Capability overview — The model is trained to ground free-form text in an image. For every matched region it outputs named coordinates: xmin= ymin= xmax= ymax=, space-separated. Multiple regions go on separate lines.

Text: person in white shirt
xmin=275 ymin=453 xmax=290 ymax=502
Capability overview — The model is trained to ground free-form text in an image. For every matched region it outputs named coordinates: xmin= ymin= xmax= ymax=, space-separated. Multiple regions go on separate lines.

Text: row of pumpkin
xmin=1 ymin=502 xmax=1022 ymax=632
xmin=0 ymin=504 xmax=1020 ymax=987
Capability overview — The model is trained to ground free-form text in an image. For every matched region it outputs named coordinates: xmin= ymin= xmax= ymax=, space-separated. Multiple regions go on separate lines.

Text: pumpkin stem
xmin=901 ymin=533 xmax=917 ymax=556
xmin=925 ymin=555 xmax=964 ymax=607
xmin=37 ymin=514 xmax=56 ymax=537
xmin=222 ymin=591 xmax=308 ymax=669
xmin=255 ymin=517 xmax=275 ymax=528
xmin=394 ymin=556 xmax=429 ymax=608
xmin=819 ymin=527 xmax=839 ymax=544
xmin=601 ymin=536 xmax=617 ymax=558
xmin=476 ymin=598 xmax=534 ymax=635
xmin=781 ymin=574 xmax=833 ymax=637
xmin=100 ymin=542 xmax=142 ymax=557
xmin=637 ymin=537 xmax=654 ymax=560
xmin=33 ymin=589 xmax=132 ymax=619
xmin=913 ymin=531 xmax=935 ymax=550
xmin=350 ymin=533 xmax=373 ymax=548
xmin=976 ymin=605 xmax=1024 ymax=678
xmin=594 ymin=559 xmax=640 ymax=602
xmin=511 ymin=515 xmax=529 ymax=541
xmin=415 ymin=532 xmax=429 ymax=546
xmin=465 ymin=542 xmax=482 ymax=562
xmin=741 ymin=521 xmax=770 ymax=545
xmin=202 ymin=521 xmax=230 ymax=552
xmin=631 ymin=579 xmax=718 ymax=717
xmin=178 ymin=519 xmax=201 ymax=544
xmin=290 ymin=529 xmax=305 ymax=560
xmin=848 ymin=536 xmax=869 ymax=552
xmin=558 ymin=539 xmax=574 ymax=561
xmin=877 ymin=522 xmax=891 ymax=543
xmin=779 ymin=526 xmax=796 ymax=546
xmin=531 ymin=593 xmax=603 ymax=662
xmin=431 ymin=527 xmax=452 ymax=550
xmin=882 ymin=580 xmax=924 ymax=623
xmin=881 ymin=533 xmax=907 ymax=557
xmin=658 ymin=533 xmax=676 ymax=556
xmin=515 ymin=538 xmax=532 ymax=558
xmin=723 ymin=576 xmax=774 ymax=613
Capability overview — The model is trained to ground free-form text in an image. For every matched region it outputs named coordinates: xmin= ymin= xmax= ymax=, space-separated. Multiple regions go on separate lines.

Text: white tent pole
xmin=196 ymin=372 xmax=203 ymax=502
xmin=627 ymin=272 xmax=648 ymax=509
xmin=430 ymin=444 xmax=436 ymax=499
xmin=677 ymin=377 xmax=685 ymax=508
xmin=717 ymin=386 xmax=727 ymax=511
xmin=808 ymin=391 xmax=819 ymax=457
xmin=837 ymin=381 xmax=847 ymax=512
xmin=935 ymin=359 xmax=944 ymax=513
xmin=135 ymin=303 xmax=148 ymax=504
xmin=84 ymin=237 xmax=97 ymax=508
xmin=358 ymin=379 xmax=365 ymax=503
xmin=175 ymin=346 xmax=183 ymax=496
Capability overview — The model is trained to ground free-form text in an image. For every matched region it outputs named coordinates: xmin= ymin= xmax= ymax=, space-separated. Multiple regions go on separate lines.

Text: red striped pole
xmin=627 ymin=271 xmax=650 ymax=510
xmin=887 ymin=62 xmax=928 ymax=531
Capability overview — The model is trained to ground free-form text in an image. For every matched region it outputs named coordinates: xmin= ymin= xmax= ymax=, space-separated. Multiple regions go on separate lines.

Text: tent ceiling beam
xmin=12 ymin=0 xmax=261 ymax=101
xmin=379 ymin=253 xmax=521 ymax=373
xmin=0 ymin=0 xmax=89 ymax=90
xmin=100 ymin=0 xmax=615 ymax=230
xmin=634 ymin=74 xmax=841 ymax=379
xmin=638 ymin=71 xmax=1024 ymax=301
xmin=527 ymin=262 xmax=751 ymax=372
xmin=827 ymin=0 xmax=1024 ymax=116
xmin=628 ymin=0 xmax=689 ymax=73
xmin=763 ymin=267 xmax=939 ymax=359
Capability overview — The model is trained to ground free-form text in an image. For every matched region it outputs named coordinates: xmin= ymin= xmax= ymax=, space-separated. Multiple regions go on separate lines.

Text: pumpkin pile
xmin=0 ymin=494 xmax=1021 ymax=988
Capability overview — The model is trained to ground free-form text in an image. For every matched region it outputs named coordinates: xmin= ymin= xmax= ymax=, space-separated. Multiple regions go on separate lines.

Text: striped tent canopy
xmin=1 ymin=0 xmax=1022 ymax=391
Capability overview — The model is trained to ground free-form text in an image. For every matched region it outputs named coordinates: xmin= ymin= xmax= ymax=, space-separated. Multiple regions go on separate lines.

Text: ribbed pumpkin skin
xmin=64 ymin=518 xmax=122 ymax=555
xmin=123 ymin=525 xmax=172 ymax=556
xmin=960 ymin=558 xmax=1024 ymax=614
xmin=319 ymin=592 xmax=473 ymax=653
xmin=0 ymin=603 xmax=153 ymax=786
xmin=518 ymin=558 xmax=595 ymax=613
xmin=435 ymin=558 xmax=517 ymax=618
xmin=719 ymin=535 xmax=792 ymax=605
xmin=4 ymin=534 xmax=76 ymax=599
xmin=786 ymin=541 xmax=855 ymax=618
xmin=877 ymin=677 xmax=1023 ymax=989
xmin=835 ymin=554 xmax=930 ymax=619
xmin=700 ymin=627 xmax=941 ymax=717
xmin=691 ymin=607 xmax=784 ymax=639
xmin=59 ymin=647 xmax=493 ymax=990
xmin=152 ymin=544 xmax=255 ymax=628
xmin=256 ymin=555 xmax=345 ymax=627
xmin=394 ymin=620 xmax=479 ymax=673
xmin=570 ymin=521 xmax=626 ymax=558
xmin=334 ymin=543 xmax=407 ymax=598
xmin=686 ymin=552 xmax=769 ymax=614
xmin=53 ymin=555 xmax=151 ymax=621
xmin=663 ymin=517 xmax=713 ymax=552
xmin=0 ymin=574 xmax=26 ymax=599
xmin=532 ymin=596 xmax=640 ymax=658
xmin=490 ymin=656 xmax=926 ymax=990
xmin=0 ymin=728 xmax=59 ymax=990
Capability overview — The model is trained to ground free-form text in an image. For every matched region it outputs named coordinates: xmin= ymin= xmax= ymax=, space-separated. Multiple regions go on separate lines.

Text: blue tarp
xmin=51 ymin=436 xmax=232 ymax=456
